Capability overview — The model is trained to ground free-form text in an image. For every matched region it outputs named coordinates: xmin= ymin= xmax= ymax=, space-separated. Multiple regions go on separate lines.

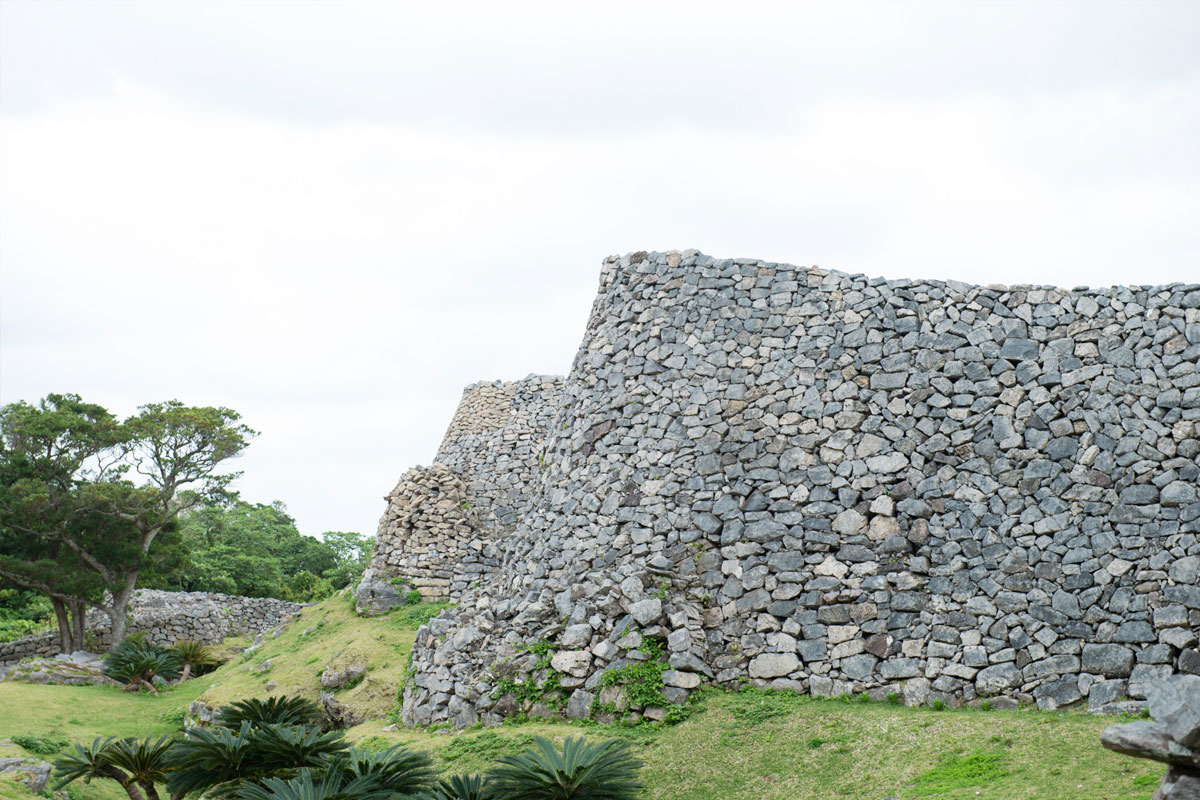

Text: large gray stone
xmin=1083 ymin=644 xmax=1136 ymax=678
xmin=629 ymin=598 xmax=663 ymax=626
xmin=749 ymin=653 xmax=800 ymax=678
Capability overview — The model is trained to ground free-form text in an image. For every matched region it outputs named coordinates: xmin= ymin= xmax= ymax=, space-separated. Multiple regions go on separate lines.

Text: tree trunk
xmin=107 ymin=573 xmax=139 ymax=646
xmin=51 ymin=598 xmax=71 ymax=653
xmin=103 ymin=768 xmax=148 ymax=800
xmin=180 ymin=663 xmax=192 ymax=682
xmin=69 ymin=598 xmax=87 ymax=651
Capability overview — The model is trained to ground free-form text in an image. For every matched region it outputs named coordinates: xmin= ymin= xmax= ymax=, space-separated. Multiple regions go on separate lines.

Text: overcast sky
xmin=2 ymin=1 xmax=1198 ymax=540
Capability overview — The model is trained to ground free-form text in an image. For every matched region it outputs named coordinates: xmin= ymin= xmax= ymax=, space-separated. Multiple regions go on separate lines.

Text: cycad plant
xmin=325 ymin=745 xmax=436 ymax=797
xmin=102 ymin=640 xmax=182 ymax=694
xmin=418 ymin=773 xmax=495 ymax=800
xmin=234 ymin=770 xmax=391 ymax=800
xmin=232 ymin=748 xmax=439 ymax=800
xmin=53 ymin=736 xmax=172 ymax=800
xmin=487 ymin=737 xmax=642 ymax=800
xmin=166 ymin=722 xmax=349 ymax=799
xmin=171 ymin=639 xmax=219 ymax=681
xmin=215 ymin=696 xmax=325 ymax=729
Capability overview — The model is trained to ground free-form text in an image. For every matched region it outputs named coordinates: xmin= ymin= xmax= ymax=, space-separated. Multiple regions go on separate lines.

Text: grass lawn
xmin=348 ymin=689 xmax=1164 ymax=800
xmin=0 ymin=592 xmax=1165 ymax=800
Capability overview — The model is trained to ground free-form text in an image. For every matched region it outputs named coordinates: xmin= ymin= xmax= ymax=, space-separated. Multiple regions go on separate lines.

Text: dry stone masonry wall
xmin=0 ymin=590 xmax=306 ymax=664
xmin=360 ymin=377 xmax=562 ymax=604
xmin=396 ymin=250 xmax=1200 ymax=727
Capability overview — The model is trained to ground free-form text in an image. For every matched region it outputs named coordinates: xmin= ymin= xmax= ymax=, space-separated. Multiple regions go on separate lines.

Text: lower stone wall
xmin=0 ymin=589 xmax=306 ymax=664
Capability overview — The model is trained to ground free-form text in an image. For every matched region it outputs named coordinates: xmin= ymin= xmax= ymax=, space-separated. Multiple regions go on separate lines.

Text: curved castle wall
xmin=397 ymin=250 xmax=1199 ymax=726
xmin=363 ymin=377 xmax=563 ymax=600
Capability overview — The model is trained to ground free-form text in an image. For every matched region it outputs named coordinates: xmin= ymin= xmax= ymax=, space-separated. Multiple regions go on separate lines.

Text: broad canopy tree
xmin=0 ymin=394 xmax=255 ymax=650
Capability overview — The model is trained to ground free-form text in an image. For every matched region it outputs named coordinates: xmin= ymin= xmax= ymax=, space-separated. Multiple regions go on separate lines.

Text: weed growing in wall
xmin=493 ymin=639 xmax=566 ymax=711
xmin=595 ymin=638 xmax=696 ymax=726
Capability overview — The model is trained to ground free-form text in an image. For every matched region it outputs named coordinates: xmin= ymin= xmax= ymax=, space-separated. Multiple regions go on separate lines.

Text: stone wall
xmin=363 ymin=377 xmax=563 ymax=601
xmin=0 ymin=589 xmax=306 ymax=664
xmin=401 ymin=249 xmax=1200 ymax=727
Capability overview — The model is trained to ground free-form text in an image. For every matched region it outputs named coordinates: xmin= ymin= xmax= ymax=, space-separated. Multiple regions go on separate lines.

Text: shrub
xmin=13 ymin=734 xmax=69 ymax=755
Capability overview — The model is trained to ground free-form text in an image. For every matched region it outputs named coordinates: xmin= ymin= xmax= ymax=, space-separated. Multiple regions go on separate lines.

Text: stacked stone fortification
xmin=360 ymin=377 xmax=563 ymax=604
xmin=391 ymin=250 xmax=1199 ymax=728
xmin=0 ymin=590 xmax=306 ymax=664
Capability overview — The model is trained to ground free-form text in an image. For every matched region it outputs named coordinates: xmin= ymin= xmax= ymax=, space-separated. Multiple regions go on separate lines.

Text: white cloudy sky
xmin=2 ymin=1 xmax=1198 ymax=540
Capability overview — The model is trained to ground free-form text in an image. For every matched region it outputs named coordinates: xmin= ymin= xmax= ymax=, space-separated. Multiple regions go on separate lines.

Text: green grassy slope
xmin=0 ymin=592 xmax=1164 ymax=800
xmin=191 ymin=592 xmax=425 ymax=719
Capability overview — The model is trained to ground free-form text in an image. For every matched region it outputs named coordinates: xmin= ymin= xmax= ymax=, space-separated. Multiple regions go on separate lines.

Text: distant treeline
xmin=145 ymin=498 xmax=372 ymax=602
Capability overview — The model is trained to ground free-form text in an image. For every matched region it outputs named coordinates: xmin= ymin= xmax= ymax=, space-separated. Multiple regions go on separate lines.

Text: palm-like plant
xmin=487 ymin=737 xmax=642 ymax=800
xmin=418 ymin=773 xmax=495 ymax=800
xmin=167 ymin=721 xmax=349 ymax=799
xmin=165 ymin=723 xmax=257 ymax=800
xmin=105 ymin=737 xmax=174 ymax=800
xmin=215 ymin=696 xmax=325 ymax=730
xmin=234 ymin=770 xmax=392 ymax=800
xmin=53 ymin=737 xmax=172 ymax=800
xmin=102 ymin=640 xmax=182 ymax=694
xmin=325 ymin=745 xmax=436 ymax=797
xmin=171 ymin=639 xmax=219 ymax=681
xmin=246 ymin=724 xmax=350 ymax=773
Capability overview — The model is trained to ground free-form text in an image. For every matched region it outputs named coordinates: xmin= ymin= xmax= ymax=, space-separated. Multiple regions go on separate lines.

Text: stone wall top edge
xmin=604 ymin=249 xmax=1200 ymax=296
xmin=457 ymin=375 xmax=565 ymax=395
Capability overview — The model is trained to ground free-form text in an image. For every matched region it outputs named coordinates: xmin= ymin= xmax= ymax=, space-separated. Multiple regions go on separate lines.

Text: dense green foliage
xmin=146 ymin=500 xmax=370 ymax=602
xmin=0 ymin=588 xmax=52 ymax=642
xmin=11 ymin=734 xmax=69 ymax=755
xmin=51 ymin=691 xmax=644 ymax=800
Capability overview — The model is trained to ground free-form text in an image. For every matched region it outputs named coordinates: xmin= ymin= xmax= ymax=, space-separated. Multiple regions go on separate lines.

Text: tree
xmin=319 ymin=530 xmax=373 ymax=589
xmin=153 ymin=501 xmax=365 ymax=600
xmin=0 ymin=395 xmax=255 ymax=648
xmin=0 ymin=394 xmax=125 ymax=651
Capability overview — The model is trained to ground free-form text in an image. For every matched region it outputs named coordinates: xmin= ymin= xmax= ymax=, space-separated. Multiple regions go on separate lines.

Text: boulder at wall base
xmin=1102 ymin=677 xmax=1200 ymax=799
xmin=355 ymin=573 xmax=404 ymax=616
xmin=748 ymin=652 xmax=800 ymax=679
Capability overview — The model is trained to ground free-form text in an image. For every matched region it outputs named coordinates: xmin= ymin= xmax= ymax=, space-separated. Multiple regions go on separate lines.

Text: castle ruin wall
xmin=395 ymin=250 xmax=1200 ymax=726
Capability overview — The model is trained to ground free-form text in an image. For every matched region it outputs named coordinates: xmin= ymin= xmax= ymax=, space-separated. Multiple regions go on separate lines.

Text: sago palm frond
xmin=166 ymin=722 xmax=256 ymax=799
xmin=234 ymin=770 xmax=393 ymax=800
xmin=247 ymin=724 xmax=349 ymax=772
xmin=52 ymin=737 xmax=119 ymax=790
xmin=417 ymin=773 xmax=496 ymax=800
xmin=105 ymin=736 xmax=173 ymax=789
xmin=325 ymin=745 xmax=435 ymax=796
